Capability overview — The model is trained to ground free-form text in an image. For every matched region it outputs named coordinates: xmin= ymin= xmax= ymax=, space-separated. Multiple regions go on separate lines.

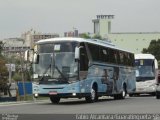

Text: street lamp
xmin=19 ymin=46 xmax=26 ymax=100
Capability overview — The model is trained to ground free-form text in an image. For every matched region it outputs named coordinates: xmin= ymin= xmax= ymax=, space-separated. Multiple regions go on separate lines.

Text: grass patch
xmin=17 ymin=95 xmax=49 ymax=101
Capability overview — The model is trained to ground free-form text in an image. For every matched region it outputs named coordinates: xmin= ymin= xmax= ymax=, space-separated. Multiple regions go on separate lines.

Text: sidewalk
xmin=0 ymin=96 xmax=50 ymax=105
xmin=0 ymin=99 xmax=50 ymax=105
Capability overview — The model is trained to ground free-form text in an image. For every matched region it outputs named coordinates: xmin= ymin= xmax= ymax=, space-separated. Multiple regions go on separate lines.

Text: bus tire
xmin=50 ymin=96 xmax=60 ymax=104
xmin=114 ymin=94 xmax=119 ymax=100
xmin=129 ymin=94 xmax=134 ymax=97
xmin=85 ymin=86 xmax=97 ymax=103
xmin=156 ymin=95 xmax=160 ymax=99
xmin=156 ymin=94 xmax=160 ymax=99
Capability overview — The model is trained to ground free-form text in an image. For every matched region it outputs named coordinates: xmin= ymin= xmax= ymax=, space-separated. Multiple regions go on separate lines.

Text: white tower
xmin=92 ymin=15 xmax=114 ymax=38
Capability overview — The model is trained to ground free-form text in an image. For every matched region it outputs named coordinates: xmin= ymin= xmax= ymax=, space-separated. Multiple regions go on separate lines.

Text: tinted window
xmin=80 ymin=43 xmax=89 ymax=71
xmin=86 ymin=43 xmax=134 ymax=66
xmin=38 ymin=42 xmax=77 ymax=53
xmin=99 ymin=47 xmax=109 ymax=63
xmin=88 ymin=44 xmax=99 ymax=61
xmin=135 ymin=59 xmax=154 ymax=66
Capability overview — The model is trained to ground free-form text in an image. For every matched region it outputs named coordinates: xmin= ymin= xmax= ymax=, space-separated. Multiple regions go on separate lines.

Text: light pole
xmin=20 ymin=47 xmax=26 ymax=101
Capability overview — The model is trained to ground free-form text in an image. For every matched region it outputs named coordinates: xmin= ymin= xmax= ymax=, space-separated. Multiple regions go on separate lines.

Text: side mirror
xmin=75 ymin=47 xmax=80 ymax=60
xmin=24 ymin=50 xmax=29 ymax=61
xmin=33 ymin=53 xmax=39 ymax=64
xmin=24 ymin=49 xmax=39 ymax=63
xmin=24 ymin=49 xmax=34 ymax=62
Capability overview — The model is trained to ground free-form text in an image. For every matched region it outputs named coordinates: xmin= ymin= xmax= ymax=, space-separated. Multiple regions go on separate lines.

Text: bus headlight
xmin=149 ymin=84 xmax=156 ymax=90
xmin=149 ymin=84 xmax=156 ymax=87
xmin=34 ymin=93 xmax=39 ymax=98
xmin=72 ymin=93 xmax=76 ymax=96
xmin=152 ymin=87 xmax=155 ymax=90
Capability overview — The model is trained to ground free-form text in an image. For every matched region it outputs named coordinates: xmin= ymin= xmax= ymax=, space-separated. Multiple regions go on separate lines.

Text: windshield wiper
xmin=40 ymin=64 xmax=51 ymax=81
xmin=54 ymin=65 xmax=68 ymax=82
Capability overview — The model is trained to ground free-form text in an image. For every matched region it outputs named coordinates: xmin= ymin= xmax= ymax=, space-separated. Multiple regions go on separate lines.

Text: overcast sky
xmin=0 ymin=0 xmax=160 ymax=39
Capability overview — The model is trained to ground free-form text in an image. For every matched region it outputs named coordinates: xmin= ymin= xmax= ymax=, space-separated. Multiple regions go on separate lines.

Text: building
xmin=1 ymin=38 xmax=29 ymax=56
xmin=92 ymin=15 xmax=160 ymax=53
xmin=21 ymin=29 xmax=59 ymax=48
xmin=1 ymin=29 xmax=59 ymax=56
xmin=64 ymin=29 xmax=79 ymax=37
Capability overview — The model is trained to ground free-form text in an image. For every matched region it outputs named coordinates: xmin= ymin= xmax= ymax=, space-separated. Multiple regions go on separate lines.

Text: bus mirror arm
xmin=33 ymin=53 xmax=39 ymax=64
xmin=75 ymin=46 xmax=83 ymax=60
xmin=24 ymin=49 xmax=34 ymax=63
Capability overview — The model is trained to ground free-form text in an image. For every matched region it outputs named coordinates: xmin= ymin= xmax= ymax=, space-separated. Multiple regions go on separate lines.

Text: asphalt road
xmin=0 ymin=95 xmax=159 ymax=114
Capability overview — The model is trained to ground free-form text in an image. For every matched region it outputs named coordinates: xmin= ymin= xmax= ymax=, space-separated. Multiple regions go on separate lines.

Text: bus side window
xmin=119 ymin=52 xmax=124 ymax=65
xmin=80 ymin=43 xmax=89 ymax=71
xmin=114 ymin=50 xmax=119 ymax=64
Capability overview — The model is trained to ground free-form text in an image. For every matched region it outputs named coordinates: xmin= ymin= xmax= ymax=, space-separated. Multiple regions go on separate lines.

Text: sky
xmin=0 ymin=0 xmax=160 ymax=39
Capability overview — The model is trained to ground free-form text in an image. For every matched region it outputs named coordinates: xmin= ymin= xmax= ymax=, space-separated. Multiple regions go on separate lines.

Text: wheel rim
xmin=91 ymin=89 xmax=95 ymax=100
xmin=122 ymin=90 xmax=126 ymax=97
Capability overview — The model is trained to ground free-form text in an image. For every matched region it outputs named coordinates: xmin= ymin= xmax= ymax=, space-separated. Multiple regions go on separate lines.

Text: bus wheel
xmin=85 ymin=87 xmax=97 ymax=103
xmin=114 ymin=94 xmax=119 ymax=100
xmin=50 ymin=96 xmax=60 ymax=104
xmin=129 ymin=94 xmax=134 ymax=97
xmin=156 ymin=94 xmax=160 ymax=99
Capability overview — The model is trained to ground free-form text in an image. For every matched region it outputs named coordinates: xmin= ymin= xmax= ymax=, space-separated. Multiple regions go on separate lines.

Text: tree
xmin=0 ymin=41 xmax=3 ymax=54
xmin=0 ymin=41 xmax=13 ymax=97
xmin=0 ymin=41 xmax=8 ymax=84
xmin=79 ymin=33 xmax=104 ymax=40
xmin=12 ymin=73 xmax=21 ymax=82
xmin=79 ymin=33 xmax=91 ymax=39
xmin=0 ymin=58 xmax=9 ymax=96
xmin=92 ymin=34 xmax=103 ymax=40
xmin=142 ymin=39 xmax=160 ymax=67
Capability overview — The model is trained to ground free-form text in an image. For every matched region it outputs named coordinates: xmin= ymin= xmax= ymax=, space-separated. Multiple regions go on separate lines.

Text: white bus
xmin=133 ymin=54 xmax=158 ymax=96
xmin=26 ymin=37 xmax=136 ymax=103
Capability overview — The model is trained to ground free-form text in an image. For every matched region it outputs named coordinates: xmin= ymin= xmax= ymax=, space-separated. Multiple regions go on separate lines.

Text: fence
xmin=17 ymin=82 xmax=32 ymax=96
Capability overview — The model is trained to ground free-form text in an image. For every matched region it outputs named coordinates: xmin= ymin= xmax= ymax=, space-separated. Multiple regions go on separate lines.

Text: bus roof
xmin=135 ymin=54 xmax=155 ymax=59
xmin=36 ymin=37 xmax=134 ymax=53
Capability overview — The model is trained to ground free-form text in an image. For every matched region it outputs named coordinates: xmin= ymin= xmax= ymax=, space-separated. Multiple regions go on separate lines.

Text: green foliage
xmin=142 ymin=39 xmax=160 ymax=68
xmin=0 ymin=58 xmax=8 ymax=89
xmin=79 ymin=33 xmax=104 ymax=40
xmin=0 ymin=41 xmax=3 ymax=54
xmin=12 ymin=73 xmax=21 ymax=82
xmin=142 ymin=39 xmax=160 ymax=60
xmin=92 ymin=34 xmax=102 ymax=40
xmin=79 ymin=33 xmax=91 ymax=39
xmin=0 ymin=59 xmax=8 ymax=77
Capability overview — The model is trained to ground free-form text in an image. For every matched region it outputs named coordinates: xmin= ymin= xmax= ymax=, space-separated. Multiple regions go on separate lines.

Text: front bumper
xmin=135 ymin=86 xmax=156 ymax=94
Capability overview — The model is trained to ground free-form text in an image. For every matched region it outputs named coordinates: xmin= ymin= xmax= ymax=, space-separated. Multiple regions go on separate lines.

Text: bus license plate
xmin=49 ymin=91 xmax=57 ymax=95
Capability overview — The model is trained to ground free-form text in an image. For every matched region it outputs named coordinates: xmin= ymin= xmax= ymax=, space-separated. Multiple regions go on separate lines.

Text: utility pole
xmin=20 ymin=48 xmax=26 ymax=100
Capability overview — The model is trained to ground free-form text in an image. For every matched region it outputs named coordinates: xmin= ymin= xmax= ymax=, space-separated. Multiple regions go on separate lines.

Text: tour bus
xmin=133 ymin=54 xmax=158 ymax=96
xmin=25 ymin=37 xmax=136 ymax=103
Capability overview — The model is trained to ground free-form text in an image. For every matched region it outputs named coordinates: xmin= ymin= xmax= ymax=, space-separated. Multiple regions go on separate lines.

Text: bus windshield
xmin=33 ymin=42 xmax=78 ymax=84
xmin=135 ymin=59 xmax=155 ymax=81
